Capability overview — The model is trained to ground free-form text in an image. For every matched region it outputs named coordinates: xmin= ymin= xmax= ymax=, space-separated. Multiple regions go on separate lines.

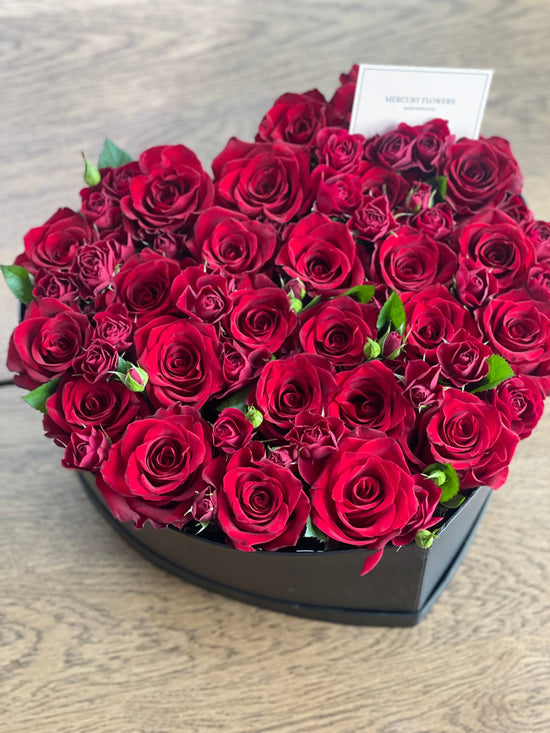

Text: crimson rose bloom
xmin=62 ymin=425 xmax=111 ymax=472
xmin=310 ymin=435 xmax=418 ymax=548
xmin=172 ymin=266 xmax=231 ymax=324
xmin=436 ymin=327 xmax=492 ymax=387
xmin=7 ymin=298 xmax=91 ymax=390
xmin=391 ymin=475 xmax=442 ymax=547
xmin=328 ymin=361 xmax=415 ymax=440
xmin=299 ymin=296 xmax=378 ymax=368
xmin=348 ymin=194 xmax=396 ymax=242
xmin=80 ymin=185 xmax=121 ymax=231
xmin=191 ymin=206 xmax=277 ymax=276
xmin=372 ymin=225 xmax=457 ymax=293
xmin=487 ymin=375 xmax=545 ymax=440
xmin=93 ymin=303 xmax=134 ymax=351
xmin=135 ymin=315 xmax=223 ymax=408
xmin=285 ymin=410 xmax=348 ymax=485
xmin=315 ymin=127 xmax=365 ymax=172
xmin=120 ymin=144 xmax=214 ymax=235
xmin=251 ymin=353 xmax=336 ymax=435
xmin=276 ymin=212 xmax=364 ymax=295
xmin=98 ymin=405 xmax=212 ymax=529
xmin=228 ymin=285 xmax=297 ymax=352
xmin=214 ymin=447 xmax=310 ymax=551
xmin=212 ymin=138 xmax=312 ymax=223
xmin=212 ymin=408 xmax=254 ymax=454
xmin=256 ymin=90 xmax=334 ymax=149
xmin=418 ymin=389 xmax=519 ymax=490
xmin=443 ymin=137 xmax=522 ymax=215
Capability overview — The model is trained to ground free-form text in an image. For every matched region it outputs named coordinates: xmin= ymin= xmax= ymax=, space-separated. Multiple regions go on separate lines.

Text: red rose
xmin=74 ymin=338 xmax=119 ymax=383
xmin=70 ymin=239 xmax=122 ymax=298
xmin=93 ymin=303 xmax=134 ymax=351
xmin=250 ymin=353 xmax=336 ymax=435
xmin=412 ymin=202 xmax=454 ymax=240
xmin=310 ymin=435 xmax=418 ymax=548
xmin=372 ymin=225 xmax=457 ymax=293
xmin=457 ymin=210 xmax=534 ymax=290
xmin=7 ymin=298 xmax=91 ymax=390
xmin=328 ymin=361 xmax=415 ymax=439
xmin=358 ymin=164 xmax=409 ymax=208
xmin=348 ymin=194 xmax=397 ymax=242
xmin=120 ymin=144 xmax=214 ymax=235
xmin=228 ymin=285 xmax=297 ymax=352
xmin=329 ymin=64 xmax=358 ymax=124
xmin=276 ymin=212 xmax=364 ymax=295
xmin=436 ymin=327 xmax=492 ymax=387
xmin=478 ymin=292 xmax=550 ymax=378
xmin=80 ymin=184 xmax=121 ymax=231
xmin=32 ymin=270 xmax=80 ymax=304
xmin=285 ymin=410 xmax=348 ymax=485
xmin=100 ymin=161 xmax=141 ymax=198
xmin=111 ymin=250 xmax=181 ymax=325
xmin=312 ymin=166 xmax=363 ymax=216
xmin=172 ymin=266 xmax=232 ymax=324
xmin=403 ymin=360 xmax=442 ymax=410
xmin=17 ymin=208 xmax=94 ymax=275
xmin=212 ymin=138 xmax=312 ymax=223
xmin=454 ymin=259 xmax=499 ymax=308
xmin=418 ymin=389 xmax=519 ymax=489
xmin=256 ymin=90 xmax=333 ymax=149
xmin=409 ymin=119 xmax=452 ymax=174
xmin=191 ymin=206 xmax=277 ymax=276
xmin=315 ymin=127 xmax=365 ymax=172
xmin=212 ymin=408 xmax=254 ymax=454
xmin=299 ymin=296 xmax=378 ymax=368
xmin=486 ymin=375 xmax=545 ymax=440
xmin=134 ymin=315 xmax=223 ymax=408
xmin=526 ymin=264 xmax=550 ymax=306
xmin=214 ymin=447 xmax=310 ymax=551
xmin=62 ymin=425 xmax=111 ymax=471
xmin=43 ymin=375 xmax=147 ymax=444
xmin=524 ymin=219 xmax=550 ymax=264
xmin=218 ymin=340 xmax=271 ymax=398
xmin=98 ymin=404 xmax=212 ymax=529
xmin=403 ymin=285 xmax=479 ymax=360
xmin=442 ymin=137 xmax=522 ymax=215
xmin=391 ymin=475 xmax=442 ymax=546
xmin=364 ymin=126 xmax=415 ymax=170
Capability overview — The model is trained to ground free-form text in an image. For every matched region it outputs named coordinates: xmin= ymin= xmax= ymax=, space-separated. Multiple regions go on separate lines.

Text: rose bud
xmin=212 ymin=408 xmax=254 ymax=454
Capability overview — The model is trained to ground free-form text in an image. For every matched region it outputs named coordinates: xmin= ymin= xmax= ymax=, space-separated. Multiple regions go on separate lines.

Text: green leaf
xmin=440 ymin=494 xmax=466 ymax=509
xmin=305 ymin=515 xmax=328 ymax=544
xmin=82 ymin=152 xmax=101 ymax=186
xmin=376 ymin=291 xmax=406 ymax=334
xmin=470 ymin=354 xmax=515 ymax=393
xmin=424 ymin=462 xmax=460 ymax=503
xmin=22 ymin=378 xmax=60 ymax=413
xmin=342 ymin=284 xmax=375 ymax=304
xmin=98 ymin=138 xmax=133 ymax=169
xmin=216 ymin=385 xmax=253 ymax=413
xmin=431 ymin=175 xmax=448 ymax=201
xmin=1 ymin=265 xmax=34 ymax=304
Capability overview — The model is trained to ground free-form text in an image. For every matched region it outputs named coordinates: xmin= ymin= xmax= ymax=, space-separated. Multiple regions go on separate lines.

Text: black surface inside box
xmin=81 ymin=473 xmax=492 ymax=627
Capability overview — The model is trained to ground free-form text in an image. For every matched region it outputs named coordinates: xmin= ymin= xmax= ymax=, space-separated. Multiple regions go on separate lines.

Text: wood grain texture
xmin=0 ymin=2 xmax=549 ymax=731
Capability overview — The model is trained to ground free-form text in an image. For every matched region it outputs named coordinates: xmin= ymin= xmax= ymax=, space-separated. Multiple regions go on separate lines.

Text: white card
xmin=349 ymin=65 xmax=493 ymax=140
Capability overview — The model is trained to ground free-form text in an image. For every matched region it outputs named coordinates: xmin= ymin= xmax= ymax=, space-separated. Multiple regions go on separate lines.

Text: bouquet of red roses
xmin=3 ymin=66 xmax=548 ymax=574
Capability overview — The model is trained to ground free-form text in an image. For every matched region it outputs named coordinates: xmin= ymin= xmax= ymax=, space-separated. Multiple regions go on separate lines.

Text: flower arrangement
xmin=3 ymin=66 xmax=548 ymax=578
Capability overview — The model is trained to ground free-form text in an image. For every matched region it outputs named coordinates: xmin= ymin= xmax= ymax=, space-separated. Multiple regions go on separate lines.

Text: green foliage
xmin=1 ymin=265 xmax=34 ymax=304
xmin=22 ymin=378 xmax=60 ymax=413
xmin=98 ymin=138 xmax=133 ymax=169
xmin=470 ymin=354 xmax=515 ymax=393
xmin=423 ymin=462 xmax=460 ymax=503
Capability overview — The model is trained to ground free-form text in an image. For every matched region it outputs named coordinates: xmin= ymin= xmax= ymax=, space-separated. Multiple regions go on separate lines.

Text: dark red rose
xmin=402 ymin=285 xmax=478 ymax=360
xmin=111 ymin=250 xmax=181 ymax=325
xmin=478 ymin=292 xmax=550 ymax=378
xmin=134 ymin=315 xmax=223 ymax=408
xmin=228 ymin=285 xmax=297 ymax=352
xmin=348 ymin=194 xmax=397 ymax=242
xmin=391 ymin=474 xmax=442 ymax=546
xmin=285 ymin=410 xmax=348 ymax=485
xmin=256 ymin=90 xmax=334 ymax=149
xmin=250 ymin=353 xmax=336 ymax=435
xmin=145 ymin=229 xmax=190 ymax=259
xmin=358 ymin=164 xmax=409 ymax=208
xmin=454 ymin=258 xmax=499 ymax=308
xmin=299 ymin=296 xmax=377 ymax=368
xmin=62 ymin=425 xmax=111 ymax=471
xmin=100 ymin=161 xmax=141 ymax=198
xmin=526 ymin=264 xmax=550 ymax=306
xmin=329 ymin=64 xmax=358 ymax=124
xmin=436 ymin=327 xmax=492 ymax=387
xmin=364 ymin=126 xmax=415 ymax=170
xmin=218 ymin=340 xmax=271 ymax=398
xmin=73 ymin=338 xmax=119 ymax=383
xmin=212 ymin=138 xmax=312 ymax=223
xmin=498 ymin=194 xmax=534 ymax=225
xmin=405 ymin=183 xmax=433 ymax=213
xmin=212 ymin=408 xmax=254 ymax=454
xmin=372 ymin=225 xmax=457 ymax=293
xmin=417 ymin=388 xmax=519 ymax=490
xmin=172 ymin=266 xmax=232 ymax=324
xmin=80 ymin=185 xmax=121 ymax=230
xmin=524 ymin=219 xmax=550 ymax=264
xmin=93 ymin=303 xmax=134 ymax=351
xmin=7 ymin=298 xmax=91 ymax=390
xmin=32 ymin=270 xmax=80 ymax=304
xmin=43 ymin=375 xmax=147 ymax=444
xmin=409 ymin=119 xmax=452 ymax=174
xmin=17 ymin=208 xmax=94 ymax=275
xmin=315 ymin=127 xmax=365 ymax=172
xmin=191 ymin=488 xmax=217 ymax=525
xmin=486 ymin=375 xmax=545 ymax=440
xmin=457 ymin=210 xmax=534 ymax=290
xmin=276 ymin=212 xmax=364 ymax=295
xmin=214 ymin=447 xmax=310 ymax=551
xmin=328 ymin=360 xmax=415 ymax=439
xmin=442 ymin=137 xmax=522 ymax=215
xmin=70 ymin=239 xmax=121 ymax=298
xmin=120 ymin=145 xmax=214 ymax=235
xmin=310 ymin=435 xmax=418 ymax=548
xmin=312 ymin=166 xmax=363 ymax=216
xmin=191 ymin=206 xmax=277 ymax=276
xmin=98 ymin=404 xmax=212 ymax=529
xmin=412 ymin=202 xmax=454 ymax=240
xmin=403 ymin=360 xmax=442 ymax=410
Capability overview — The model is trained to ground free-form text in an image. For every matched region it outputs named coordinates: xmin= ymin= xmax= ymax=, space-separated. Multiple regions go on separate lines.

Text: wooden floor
xmin=1 ymin=1 xmax=549 ymax=731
